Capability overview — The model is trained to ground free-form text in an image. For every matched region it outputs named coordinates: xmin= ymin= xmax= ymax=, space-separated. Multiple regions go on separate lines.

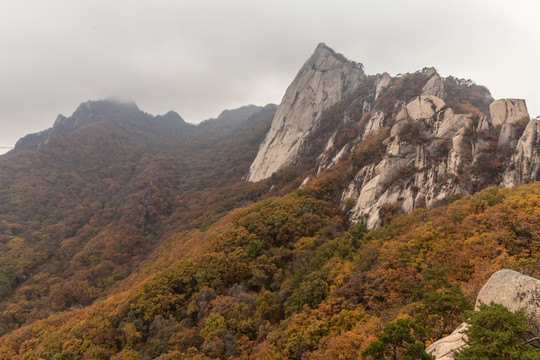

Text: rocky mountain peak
xmin=247 ymin=44 xmax=365 ymax=181
xmin=51 ymin=100 xmax=142 ymax=134
xmin=247 ymin=44 xmax=539 ymax=227
xmin=421 ymin=68 xmax=446 ymax=99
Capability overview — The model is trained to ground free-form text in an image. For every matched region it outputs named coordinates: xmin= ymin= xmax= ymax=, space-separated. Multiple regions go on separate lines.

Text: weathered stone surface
xmin=490 ymin=98 xmax=529 ymax=127
xmin=247 ymin=43 xmax=364 ymax=182
xmin=475 ymin=269 xmax=540 ymax=330
xmin=427 ymin=270 xmax=540 ymax=359
xmin=344 ymin=95 xmax=538 ymax=227
xmin=344 ymin=93 xmax=467 ymax=227
xmin=426 ymin=323 xmax=468 ymax=360
xmin=433 ymin=109 xmax=473 ymax=139
xmin=375 ymin=72 xmax=392 ymax=100
xmin=406 ymin=94 xmax=445 ymax=121
xmin=503 ymin=117 xmax=540 ymax=186
xmin=361 ymin=111 xmax=385 ymax=139
xmin=422 ymin=71 xmax=446 ymax=99
xmin=490 ymin=99 xmax=530 ymax=147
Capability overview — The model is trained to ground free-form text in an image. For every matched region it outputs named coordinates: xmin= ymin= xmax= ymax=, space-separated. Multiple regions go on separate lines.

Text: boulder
xmin=406 ymin=94 xmax=445 ymax=121
xmin=427 ymin=270 xmax=540 ymax=359
xmin=474 ymin=269 xmax=540 ymax=331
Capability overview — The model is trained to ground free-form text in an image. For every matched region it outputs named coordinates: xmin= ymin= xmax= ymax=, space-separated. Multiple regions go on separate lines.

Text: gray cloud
xmin=1 ymin=0 xmax=539 ymax=153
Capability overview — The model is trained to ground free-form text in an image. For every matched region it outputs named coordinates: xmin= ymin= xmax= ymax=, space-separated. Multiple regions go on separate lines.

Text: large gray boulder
xmin=427 ymin=269 xmax=540 ymax=359
xmin=474 ymin=269 xmax=540 ymax=330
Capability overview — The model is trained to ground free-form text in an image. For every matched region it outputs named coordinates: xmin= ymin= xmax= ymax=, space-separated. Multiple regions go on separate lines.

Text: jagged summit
xmin=316 ymin=42 xmax=330 ymax=49
xmin=247 ymin=43 xmax=538 ymax=227
xmin=247 ymin=43 xmax=364 ymax=181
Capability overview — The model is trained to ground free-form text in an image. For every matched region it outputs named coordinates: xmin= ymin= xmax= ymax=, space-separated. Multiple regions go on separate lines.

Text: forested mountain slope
xmin=0 ymin=178 xmax=538 ymax=359
xmin=0 ymin=100 xmax=276 ymax=334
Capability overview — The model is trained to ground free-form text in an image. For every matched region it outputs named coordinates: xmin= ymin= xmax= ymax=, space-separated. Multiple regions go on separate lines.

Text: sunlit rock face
xmin=247 ymin=43 xmax=364 ymax=182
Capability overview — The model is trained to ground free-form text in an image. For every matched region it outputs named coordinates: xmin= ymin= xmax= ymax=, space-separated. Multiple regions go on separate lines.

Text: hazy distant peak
xmin=10 ymin=99 xmax=149 ymax=154
xmin=72 ymin=99 xmax=141 ymax=117
xmin=160 ymin=110 xmax=185 ymax=123
xmin=215 ymin=105 xmax=262 ymax=122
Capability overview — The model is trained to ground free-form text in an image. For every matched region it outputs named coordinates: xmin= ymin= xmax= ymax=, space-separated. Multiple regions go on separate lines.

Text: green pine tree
xmin=362 ymin=318 xmax=433 ymax=360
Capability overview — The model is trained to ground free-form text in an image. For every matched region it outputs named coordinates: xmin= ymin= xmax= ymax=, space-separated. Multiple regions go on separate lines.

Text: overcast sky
xmin=1 ymin=0 xmax=539 ymax=153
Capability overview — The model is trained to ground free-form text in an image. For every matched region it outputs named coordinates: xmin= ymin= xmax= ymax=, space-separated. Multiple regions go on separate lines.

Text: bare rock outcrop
xmin=425 ymin=323 xmax=468 ymax=360
xmin=422 ymin=70 xmax=446 ymax=99
xmin=343 ymin=92 xmax=478 ymax=228
xmin=246 ymin=43 xmax=364 ymax=182
xmin=489 ymin=98 xmax=529 ymax=127
xmin=427 ymin=269 xmax=540 ymax=359
xmin=375 ymin=72 xmax=392 ymax=100
xmin=490 ymin=98 xmax=530 ymax=149
xmin=247 ymin=44 xmax=540 ymax=226
xmin=503 ymin=116 xmax=540 ymax=186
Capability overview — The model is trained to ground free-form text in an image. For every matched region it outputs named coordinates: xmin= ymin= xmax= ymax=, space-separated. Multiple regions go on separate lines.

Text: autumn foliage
xmin=0 ymin=180 xmax=537 ymax=359
xmin=0 ymin=98 xmax=537 ymax=359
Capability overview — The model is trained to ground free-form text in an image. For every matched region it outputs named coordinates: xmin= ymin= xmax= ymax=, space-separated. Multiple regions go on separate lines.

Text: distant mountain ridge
xmin=9 ymin=100 xmax=188 ymax=154
xmin=0 ymin=100 xmax=276 ymax=335
xmin=9 ymin=101 xmax=272 ymax=155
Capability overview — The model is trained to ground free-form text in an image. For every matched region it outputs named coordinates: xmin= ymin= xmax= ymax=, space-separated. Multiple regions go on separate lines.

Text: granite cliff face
xmin=247 ymin=43 xmax=364 ymax=181
xmin=503 ymin=115 xmax=540 ymax=186
xmin=341 ymin=94 xmax=531 ymax=228
xmin=248 ymin=44 xmax=540 ymax=227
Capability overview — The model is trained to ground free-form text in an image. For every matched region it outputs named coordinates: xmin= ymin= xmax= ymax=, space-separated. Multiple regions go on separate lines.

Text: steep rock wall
xmin=247 ymin=43 xmax=364 ymax=181
xmin=248 ymin=44 xmax=540 ymax=227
